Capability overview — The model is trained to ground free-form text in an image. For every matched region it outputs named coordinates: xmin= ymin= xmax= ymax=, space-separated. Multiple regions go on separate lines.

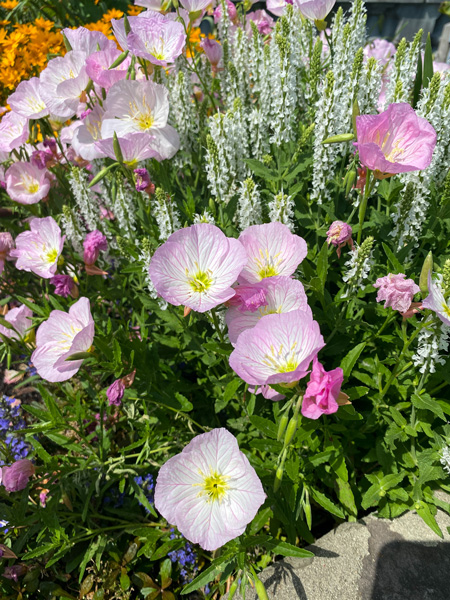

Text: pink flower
xmin=101 ymin=80 xmax=180 ymax=161
xmin=149 ymin=223 xmax=248 ymax=313
xmin=134 ymin=168 xmax=155 ymax=193
xmin=214 ymin=0 xmax=238 ymax=23
xmin=226 ymin=282 xmax=267 ymax=313
xmin=95 ymin=132 xmax=161 ymax=165
xmin=1 ymin=459 xmax=35 ymax=492
xmin=226 ymin=276 xmax=311 ymax=345
xmin=0 ymin=305 xmax=33 ymax=340
xmin=85 ymin=47 xmax=131 ymax=91
xmin=293 ymin=0 xmax=336 ymax=22
xmin=31 ymin=297 xmax=95 ymax=382
xmin=50 ymin=274 xmax=75 ymax=298
xmin=355 ymin=103 xmax=437 ymax=175
xmin=266 ymin=0 xmax=292 ymax=17
xmin=229 ymin=310 xmax=324 ymax=386
xmin=155 ymin=428 xmax=265 ymax=551
xmin=326 ymin=220 xmax=353 ymax=257
xmin=5 ymin=162 xmax=52 ymax=205
xmin=31 ymin=148 xmax=54 ymax=170
xmin=301 ymin=357 xmax=343 ymax=420
xmin=71 ymin=104 xmax=105 ymax=161
xmin=11 ymin=217 xmax=65 ymax=279
xmin=62 ymin=26 xmax=116 ymax=57
xmin=0 ymin=111 xmax=29 ymax=152
xmin=422 ymin=273 xmax=450 ymax=327
xmin=107 ymin=379 xmax=125 ymax=406
xmin=39 ymin=52 xmax=90 ymax=120
xmin=253 ymin=384 xmax=285 ymax=402
xmin=7 ymin=77 xmax=49 ymax=119
xmin=127 ymin=15 xmax=186 ymax=66
xmin=0 ymin=232 xmax=14 ymax=275
xmin=238 ymin=222 xmax=307 ymax=284
xmin=200 ymin=38 xmax=223 ymax=70
xmin=83 ymin=230 xmax=108 ymax=265
xmin=373 ymin=273 xmax=420 ymax=313
xmin=363 ymin=39 xmax=396 ymax=66
xmin=180 ymin=0 xmax=211 ymax=12
xmin=246 ymin=10 xmax=274 ymax=36
xmin=2 ymin=565 xmax=28 ymax=582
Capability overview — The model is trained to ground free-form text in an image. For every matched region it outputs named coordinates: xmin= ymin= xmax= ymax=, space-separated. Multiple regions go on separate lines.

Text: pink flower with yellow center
xmin=422 ymin=273 xmax=450 ymax=327
xmin=229 ymin=310 xmax=324 ymax=386
xmin=155 ymin=428 xmax=266 ymax=551
xmin=10 ymin=217 xmax=65 ymax=279
xmin=354 ymin=103 xmax=436 ymax=175
xmin=0 ymin=305 xmax=33 ymax=340
xmin=31 ymin=297 xmax=95 ymax=383
xmin=238 ymin=222 xmax=307 ymax=284
xmin=5 ymin=162 xmax=51 ymax=205
xmin=149 ymin=224 xmax=248 ymax=313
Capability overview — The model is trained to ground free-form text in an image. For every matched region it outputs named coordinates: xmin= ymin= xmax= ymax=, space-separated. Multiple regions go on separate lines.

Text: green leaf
xmin=380 ymin=473 xmax=406 ymax=490
xmin=65 ymin=351 xmax=93 ymax=362
xmin=181 ymin=555 xmax=234 ymax=595
xmin=130 ymin=479 xmax=158 ymax=517
xmin=423 ymin=33 xmax=433 ymax=89
xmin=310 ymin=488 xmax=345 ymax=518
xmin=174 ymin=393 xmax=193 ymax=412
xmin=335 ymin=479 xmax=357 ymax=516
xmin=249 ymin=415 xmax=278 ymax=439
xmin=361 ymin=484 xmax=382 ymax=510
xmin=262 ymin=539 xmax=313 ymax=558
xmin=416 ymin=501 xmax=443 ymax=538
xmin=382 ymin=243 xmax=403 ymax=273
xmin=249 ymin=507 xmax=273 ymax=535
xmin=316 ymin=242 xmax=328 ymax=290
xmin=412 ymin=46 xmax=423 ymax=109
xmin=78 ymin=538 xmax=101 ymax=582
xmin=150 ymin=539 xmax=184 ymax=562
xmin=340 ymin=343 xmax=366 ymax=379
xmin=22 ymin=543 xmax=59 ymax=560
xmin=411 ymin=393 xmax=446 ymax=421
xmin=244 ymin=159 xmax=279 ymax=181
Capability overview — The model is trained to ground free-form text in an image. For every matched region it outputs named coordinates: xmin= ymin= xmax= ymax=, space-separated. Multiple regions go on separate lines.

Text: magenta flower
xmin=85 ymin=47 xmax=131 ymax=91
xmin=107 ymin=379 xmax=125 ymax=406
xmin=95 ymin=132 xmax=161 ymax=165
xmin=83 ymin=230 xmax=108 ymax=266
xmin=155 ymin=428 xmax=266 ymax=551
xmin=238 ymin=222 xmax=307 ymax=284
xmin=355 ymin=103 xmax=437 ymax=175
xmin=5 ymin=162 xmax=52 ymax=205
xmin=293 ymin=0 xmax=336 ymax=22
xmin=246 ymin=10 xmax=275 ymax=36
xmin=200 ymin=38 xmax=223 ymax=70
xmin=0 ymin=304 xmax=33 ymax=340
xmin=226 ymin=276 xmax=311 ymax=345
xmin=127 ymin=16 xmax=186 ymax=66
xmin=326 ymin=220 xmax=353 ymax=258
xmin=134 ymin=168 xmax=154 ymax=193
xmin=229 ymin=310 xmax=324 ymax=386
xmin=31 ymin=297 xmax=95 ymax=383
xmin=149 ymin=224 xmax=248 ymax=313
xmin=227 ymin=282 xmax=267 ymax=313
xmin=0 ymin=232 xmax=14 ymax=275
xmin=101 ymin=80 xmax=180 ymax=161
xmin=50 ymin=274 xmax=75 ymax=298
xmin=31 ymin=148 xmax=54 ymax=170
xmin=214 ymin=0 xmax=238 ymax=23
xmin=11 ymin=217 xmax=65 ymax=279
xmin=301 ymin=358 xmax=343 ymax=420
xmin=374 ymin=273 xmax=420 ymax=314
xmin=0 ymin=111 xmax=29 ymax=152
xmin=1 ymin=459 xmax=35 ymax=492
xmin=422 ymin=273 xmax=450 ymax=327
xmin=2 ymin=565 xmax=28 ymax=582
xmin=363 ymin=39 xmax=396 ymax=66
xmin=8 ymin=77 xmax=49 ymax=119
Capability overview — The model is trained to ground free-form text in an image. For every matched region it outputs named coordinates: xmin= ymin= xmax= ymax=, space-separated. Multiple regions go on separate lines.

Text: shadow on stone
xmin=305 ymin=545 xmax=339 ymax=559
xmin=263 ymin=561 xmax=309 ymax=600
xmin=370 ymin=541 xmax=450 ymax=600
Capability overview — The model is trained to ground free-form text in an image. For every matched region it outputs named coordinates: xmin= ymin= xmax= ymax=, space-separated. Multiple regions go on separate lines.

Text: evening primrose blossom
xmin=148 ymin=224 xmax=248 ymax=313
xmin=155 ymin=428 xmax=266 ymax=551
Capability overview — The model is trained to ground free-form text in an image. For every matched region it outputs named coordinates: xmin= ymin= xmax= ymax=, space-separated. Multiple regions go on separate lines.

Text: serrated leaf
xmin=340 ymin=343 xmax=366 ymax=379
xmin=361 ymin=484 xmax=381 ymax=510
xmin=310 ymin=488 xmax=345 ymax=518
xmin=411 ymin=393 xmax=445 ymax=421
xmin=416 ymin=501 xmax=443 ymax=538
xmin=249 ymin=415 xmax=277 ymax=439
xmin=181 ymin=555 xmax=234 ymax=594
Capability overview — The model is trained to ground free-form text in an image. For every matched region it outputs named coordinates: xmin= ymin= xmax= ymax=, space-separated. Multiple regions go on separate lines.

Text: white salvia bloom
xmin=113 ymin=180 xmax=137 ymax=236
xmin=227 ymin=27 xmax=251 ymax=107
xmin=236 ymin=178 xmax=262 ymax=230
xmin=392 ymin=76 xmax=450 ymax=249
xmin=139 ymin=240 xmax=168 ymax=309
xmin=153 ymin=189 xmax=181 ymax=241
xmin=358 ymin=57 xmax=383 ymax=114
xmin=61 ymin=205 xmax=86 ymax=252
xmin=268 ymin=190 xmax=294 ymax=231
xmin=412 ymin=317 xmax=450 ymax=374
xmin=248 ymin=107 xmax=269 ymax=160
xmin=440 ymin=446 xmax=450 ymax=476
xmin=217 ymin=0 xmax=232 ymax=100
xmin=68 ymin=166 xmax=99 ymax=232
xmin=193 ymin=210 xmax=215 ymax=225
xmin=342 ymin=236 xmax=374 ymax=297
xmin=168 ymin=65 xmax=198 ymax=164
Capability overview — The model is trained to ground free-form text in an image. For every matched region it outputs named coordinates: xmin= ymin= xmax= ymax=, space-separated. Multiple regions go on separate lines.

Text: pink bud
xmin=1 ymin=459 xmax=35 ymax=492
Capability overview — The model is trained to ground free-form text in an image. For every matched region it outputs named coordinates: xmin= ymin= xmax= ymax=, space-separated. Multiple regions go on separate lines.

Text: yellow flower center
xmin=189 ymin=270 xmax=213 ymax=293
xmin=201 ymin=471 xmax=229 ymax=502
xmin=441 ymin=302 xmax=450 ymax=317
xmin=136 ymin=112 xmax=154 ymax=131
xmin=46 ymin=249 xmax=58 ymax=263
xmin=254 ymin=249 xmax=282 ymax=280
xmin=262 ymin=342 xmax=299 ymax=374
xmin=258 ymin=264 xmax=278 ymax=279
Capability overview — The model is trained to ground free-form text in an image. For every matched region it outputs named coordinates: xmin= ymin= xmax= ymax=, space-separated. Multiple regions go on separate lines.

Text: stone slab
xmin=229 ymin=491 xmax=450 ymax=600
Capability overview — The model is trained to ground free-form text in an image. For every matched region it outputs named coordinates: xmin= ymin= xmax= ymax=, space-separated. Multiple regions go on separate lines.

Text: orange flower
xmin=0 ymin=0 xmax=18 ymax=9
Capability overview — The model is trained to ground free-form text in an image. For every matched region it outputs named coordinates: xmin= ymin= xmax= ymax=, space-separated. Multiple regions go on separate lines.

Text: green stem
xmin=357 ymin=169 xmax=374 ymax=245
